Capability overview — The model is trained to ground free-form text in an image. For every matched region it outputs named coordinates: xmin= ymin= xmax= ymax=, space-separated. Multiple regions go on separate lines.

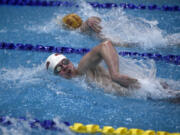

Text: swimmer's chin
xmin=58 ymin=74 xmax=73 ymax=79
xmin=59 ymin=73 xmax=77 ymax=79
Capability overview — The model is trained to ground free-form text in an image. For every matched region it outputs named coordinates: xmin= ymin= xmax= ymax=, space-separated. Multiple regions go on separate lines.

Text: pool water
xmin=0 ymin=0 xmax=180 ymax=134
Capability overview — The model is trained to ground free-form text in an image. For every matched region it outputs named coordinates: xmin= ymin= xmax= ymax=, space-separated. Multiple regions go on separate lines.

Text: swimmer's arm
xmin=77 ymin=40 xmax=140 ymax=88
xmin=77 ymin=43 xmax=103 ymax=74
xmin=99 ymin=40 xmax=140 ymax=88
xmin=103 ymin=39 xmax=139 ymax=47
xmin=80 ymin=17 xmax=102 ymax=33
xmin=80 ymin=21 xmax=89 ymax=32
xmin=98 ymin=35 xmax=139 ymax=47
xmin=111 ymin=41 xmax=139 ymax=47
xmin=112 ymin=75 xmax=140 ymax=89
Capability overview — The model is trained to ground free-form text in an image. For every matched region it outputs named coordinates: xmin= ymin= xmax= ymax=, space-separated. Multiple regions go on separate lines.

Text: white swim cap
xmin=45 ymin=53 xmax=66 ymax=73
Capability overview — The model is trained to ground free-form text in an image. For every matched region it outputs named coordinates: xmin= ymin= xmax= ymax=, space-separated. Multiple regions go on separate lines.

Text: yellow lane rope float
xmin=70 ymin=123 xmax=180 ymax=135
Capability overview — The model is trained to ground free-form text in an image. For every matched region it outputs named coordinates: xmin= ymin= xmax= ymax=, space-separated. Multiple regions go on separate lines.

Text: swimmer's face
xmin=54 ymin=59 xmax=76 ymax=79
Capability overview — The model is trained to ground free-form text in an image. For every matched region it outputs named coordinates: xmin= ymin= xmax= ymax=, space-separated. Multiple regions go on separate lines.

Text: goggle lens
xmin=54 ymin=59 xmax=70 ymax=75
xmin=62 ymin=59 xmax=70 ymax=65
xmin=56 ymin=66 xmax=62 ymax=72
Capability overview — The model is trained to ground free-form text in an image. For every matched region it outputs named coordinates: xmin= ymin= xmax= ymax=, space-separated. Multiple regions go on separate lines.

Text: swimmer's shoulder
xmin=86 ymin=66 xmax=130 ymax=96
xmin=86 ymin=66 xmax=109 ymax=80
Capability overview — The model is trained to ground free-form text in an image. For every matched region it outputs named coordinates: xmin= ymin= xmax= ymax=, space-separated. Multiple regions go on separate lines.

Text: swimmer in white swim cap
xmin=46 ymin=40 xmax=139 ymax=89
xmin=45 ymin=40 xmax=180 ymax=100
xmin=46 ymin=53 xmax=77 ymax=79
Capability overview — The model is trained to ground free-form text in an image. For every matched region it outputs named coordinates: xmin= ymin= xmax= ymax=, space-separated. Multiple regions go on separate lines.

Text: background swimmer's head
xmin=45 ymin=53 xmax=76 ymax=79
xmin=62 ymin=13 xmax=83 ymax=29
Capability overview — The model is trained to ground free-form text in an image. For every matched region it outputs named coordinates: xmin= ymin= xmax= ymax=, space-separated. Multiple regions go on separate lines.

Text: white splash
xmin=77 ymin=0 xmax=101 ymax=19
xmin=100 ymin=8 xmax=167 ymax=48
xmin=77 ymin=1 xmax=176 ymax=48
xmin=24 ymin=17 xmax=58 ymax=34
xmin=0 ymin=28 xmax=7 ymax=33
xmin=0 ymin=63 xmax=45 ymax=88
xmin=165 ymin=33 xmax=180 ymax=46
xmin=118 ymin=56 xmax=180 ymax=99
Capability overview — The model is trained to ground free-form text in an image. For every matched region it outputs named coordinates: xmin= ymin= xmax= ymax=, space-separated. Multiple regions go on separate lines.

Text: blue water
xmin=0 ymin=1 xmax=180 ymax=134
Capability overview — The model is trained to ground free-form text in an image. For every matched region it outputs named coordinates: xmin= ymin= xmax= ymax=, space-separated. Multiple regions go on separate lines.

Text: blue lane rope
xmin=0 ymin=116 xmax=70 ymax=132
xmin=0 ymin=42 xmax=180 ymax=65
xmin=0 ymin=0 xmax=180 ymax=12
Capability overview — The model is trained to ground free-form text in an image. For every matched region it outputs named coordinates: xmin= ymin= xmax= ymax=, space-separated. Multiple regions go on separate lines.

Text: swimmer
xmin=45 ymin=40 xmax=180 ymax=98
xmin=57 ymin=13 xmax=136 ymax=47
xmin=58 ymin=13 xmax=180 ymax=47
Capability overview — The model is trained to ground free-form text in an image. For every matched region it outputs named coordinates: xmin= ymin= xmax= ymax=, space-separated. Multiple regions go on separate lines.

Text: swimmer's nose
xmin=62 ymin=67 xmax=67 ymax=72
xmin=68 ymin=69 xmax=71 ymax=74
xmin=62 ymin=66 xmax=70 ymax=73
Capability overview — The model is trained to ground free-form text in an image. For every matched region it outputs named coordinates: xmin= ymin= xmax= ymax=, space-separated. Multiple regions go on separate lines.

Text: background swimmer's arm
xmin=80 ymin=17 xmax=102 ymax=33
xmin=80 ymin=21 xmax=89 ymax=32
xmin=111 ymin=41 xmax=139 ymax=47
xmin=97 ymin=35 xmax=139 ymax=47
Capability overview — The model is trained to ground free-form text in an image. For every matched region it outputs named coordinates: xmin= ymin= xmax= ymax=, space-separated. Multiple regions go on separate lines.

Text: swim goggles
xmin=54 ymin=59 xmax=70 ymax=74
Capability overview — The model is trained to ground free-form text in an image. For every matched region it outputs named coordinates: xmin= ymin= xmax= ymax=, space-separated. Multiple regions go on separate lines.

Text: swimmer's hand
xmin=81 ymin=17 xmax=102 ymax=33
xmin=116 ymin=75 xmax=140 ymax=89
xmin=129 ymin=80 xmax=141 ymax=89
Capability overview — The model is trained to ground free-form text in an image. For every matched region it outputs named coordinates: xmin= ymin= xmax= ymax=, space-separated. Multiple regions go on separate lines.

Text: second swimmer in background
xmin=57 ymin=13 xmax=180 ymax=47
xmin=57 ymin=13 xmax=136 ymax=47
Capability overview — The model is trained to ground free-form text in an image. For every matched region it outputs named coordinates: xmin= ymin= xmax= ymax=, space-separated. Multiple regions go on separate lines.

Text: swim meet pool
xmin=0 ymin=0 xmax=180 ymax=134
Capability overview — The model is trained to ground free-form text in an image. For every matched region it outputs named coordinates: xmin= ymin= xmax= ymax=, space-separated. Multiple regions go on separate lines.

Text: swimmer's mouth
xmin=68 ymin=69 xmax=71 ymax=73
xmin=67 ymin=69 xmax=72 ymax=75
xmin=64 ymin=69 xmax=72 ymax=79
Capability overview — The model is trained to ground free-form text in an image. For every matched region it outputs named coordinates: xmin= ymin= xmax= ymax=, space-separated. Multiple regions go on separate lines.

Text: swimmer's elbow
xmin=101 ymin=40 xmax=113 ymax=48
xmin=103 ymin=40 xmax=112 ymax=44
xmin=112 ymin=41 xmax=138 ymax=47
xmin=109 ymin=41 xmax=127 ymax=47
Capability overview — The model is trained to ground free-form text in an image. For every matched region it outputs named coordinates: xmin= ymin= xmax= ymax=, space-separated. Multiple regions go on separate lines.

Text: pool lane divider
xmin=0 ymin=116 xmax=179 ymax=135
xmin=0 ymin=42 xmax=180 ymax=65
xmin=0 ymin=116 xmax=70 ymax=132
xmin=0 ymin=0 xmax=180 ymax=12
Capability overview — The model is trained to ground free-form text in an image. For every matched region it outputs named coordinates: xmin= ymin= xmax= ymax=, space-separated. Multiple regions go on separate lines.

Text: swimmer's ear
xmin=46 ymin=61 xmax=50 ymax=70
